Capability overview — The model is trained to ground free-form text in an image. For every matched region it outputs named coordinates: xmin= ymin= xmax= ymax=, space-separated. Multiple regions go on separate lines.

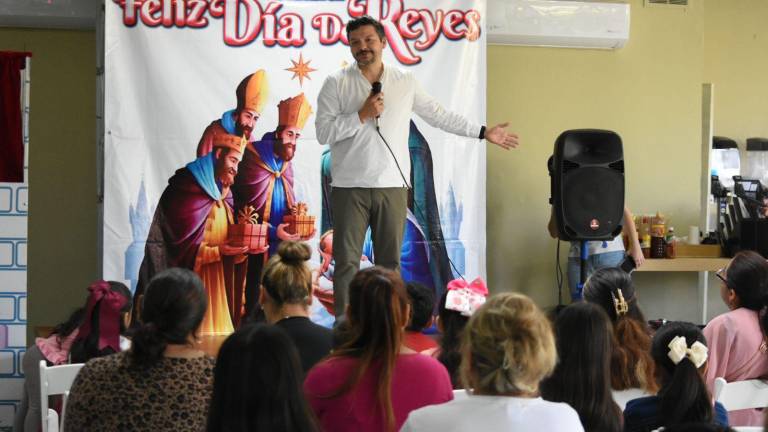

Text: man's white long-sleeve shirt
xmin=316 ymin=62 xmax=482 ymax=188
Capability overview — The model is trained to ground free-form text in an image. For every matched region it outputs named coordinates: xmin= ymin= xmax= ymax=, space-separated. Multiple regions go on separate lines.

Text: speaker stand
xmin=573 ymin=241 xmax=589 ymax=301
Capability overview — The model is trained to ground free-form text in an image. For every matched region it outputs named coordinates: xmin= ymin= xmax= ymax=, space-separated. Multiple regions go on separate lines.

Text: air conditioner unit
xmin=487 ymin=0 xmax=630 ymax=50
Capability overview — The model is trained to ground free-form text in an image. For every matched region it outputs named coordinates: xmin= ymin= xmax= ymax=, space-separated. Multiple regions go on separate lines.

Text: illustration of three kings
xmin=135 ymin=69 xmax=457 ymax=334
xmin=134 ymin=70 xmax=315 ymax=334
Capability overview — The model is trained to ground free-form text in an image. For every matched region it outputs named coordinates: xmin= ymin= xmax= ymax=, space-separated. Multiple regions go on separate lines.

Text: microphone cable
xmin=373 ymin=115 xmax=466 ymax=282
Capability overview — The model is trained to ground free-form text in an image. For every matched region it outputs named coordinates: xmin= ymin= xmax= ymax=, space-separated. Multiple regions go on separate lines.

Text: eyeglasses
xmin=716 ymin=268 xmax=729 ymax=286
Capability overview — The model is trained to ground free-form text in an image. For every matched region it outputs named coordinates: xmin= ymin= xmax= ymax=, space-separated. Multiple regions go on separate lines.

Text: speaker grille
xmin=562 ymin=167 xmax=624 ymax=239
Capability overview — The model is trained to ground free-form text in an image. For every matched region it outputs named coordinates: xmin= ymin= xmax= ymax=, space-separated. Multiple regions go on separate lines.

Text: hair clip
xmin=611 ymin=289 xmax=629 ymax=317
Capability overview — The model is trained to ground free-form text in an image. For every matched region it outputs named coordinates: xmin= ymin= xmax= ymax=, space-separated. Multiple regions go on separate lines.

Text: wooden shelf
xmin=635 ymin=258 xmax=730 ymax=272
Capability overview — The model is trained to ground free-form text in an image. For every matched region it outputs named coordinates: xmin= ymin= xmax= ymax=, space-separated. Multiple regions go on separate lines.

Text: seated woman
xmin=582 ymin=268 xmax=657 ymax=409
xmin=540 ymin=302 xmax=622 ymax=432
xmin=13 ymin=280 xmax=132 ymax=432
xmin=401 ymin=293 xmax=584 ymax=432
xmin=260 ymin=241 xmax=332 ymax=373
xmin=703 ymin=250 xmax=768 ymax=426
xmin=207 ymin=323 xmax=318 ymax=431
xmin=304 ymin=267 xmax=453 ymax=432
xmin=623 ymin=321 xmax=729 ymax=432
xmin=65 ymin=268 xmax=214 ymax=432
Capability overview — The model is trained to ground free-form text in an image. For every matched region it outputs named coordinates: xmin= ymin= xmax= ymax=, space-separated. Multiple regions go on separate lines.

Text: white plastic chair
xmin=453 ymin=388 xmax=470 ymax=400
xmin=39 ymin=361 xmax=84 ymax=432
xmin=713 ymin=377 xmax=768 ymax=411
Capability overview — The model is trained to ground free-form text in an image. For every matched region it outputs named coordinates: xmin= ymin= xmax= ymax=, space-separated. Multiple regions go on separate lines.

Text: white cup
xmin=688 ymin=226 xmax=700 ymax=245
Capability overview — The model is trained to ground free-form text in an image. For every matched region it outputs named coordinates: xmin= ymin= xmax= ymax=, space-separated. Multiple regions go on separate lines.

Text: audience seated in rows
xmin=304 ymin=266 xmax=453 ymax=432
xmin=64 ymin=268 xmax=214 ymax=431
xmin=402 ymin=292 xmax=584 ymax=432
xmin=541 ymin=302 xmax=622 ymax=432
xmin=623 ymin=321 xmax=729 ymax=432
xmin=13 ymin=280 xmax=132 ymax=432
xmin=403 ymin=281 xmax=438 ymax=354
xmin=207 ymin=323 xmax=319 ymax=431
xmin=259 ymin=241 xmax=333 ymax=373
xmin=583 ymin=267 xmax=658 ymax=409
xmin=703 ymin=250 xmax=768 ymax=426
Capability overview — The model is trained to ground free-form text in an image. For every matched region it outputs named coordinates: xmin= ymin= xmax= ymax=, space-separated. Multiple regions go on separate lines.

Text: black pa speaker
xmin=549 ymin=129 xmax=625 ymax=242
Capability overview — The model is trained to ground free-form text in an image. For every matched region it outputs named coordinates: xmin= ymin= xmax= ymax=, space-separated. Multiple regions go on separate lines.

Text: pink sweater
xmin=304 ymin=354 xmax=453 ymax=431
xmin=704 ymin=307 xmax=768 ymax=426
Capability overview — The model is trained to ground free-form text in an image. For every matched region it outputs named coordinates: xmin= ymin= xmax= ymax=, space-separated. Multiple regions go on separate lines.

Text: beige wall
xmin=703 ymin=0 xmax=768 ymax=145
xmin=487 ymin=0 xmax=732 ymax=322
xmin=0 ymin=28 xmax=98 ymax=342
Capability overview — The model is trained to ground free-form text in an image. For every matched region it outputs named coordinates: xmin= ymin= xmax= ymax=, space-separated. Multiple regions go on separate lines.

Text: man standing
xmin=315 ymin=16 xmax=520 ymax=318
xmin=136 ymin=134 xmax=262 ymax=334
xmin=232 ymin=93 xmax=315 ymax=314
xmin=197 ymin=70 xmax=268 ymax=157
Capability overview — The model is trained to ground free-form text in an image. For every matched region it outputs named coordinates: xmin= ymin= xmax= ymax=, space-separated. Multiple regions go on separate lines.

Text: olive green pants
xmin=331 ymin=187 xmax=407 ymax=318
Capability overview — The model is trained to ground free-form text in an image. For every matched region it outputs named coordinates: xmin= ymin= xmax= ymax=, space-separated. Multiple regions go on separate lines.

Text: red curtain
xmin=0 ymin=51 xmax=31 ymax=183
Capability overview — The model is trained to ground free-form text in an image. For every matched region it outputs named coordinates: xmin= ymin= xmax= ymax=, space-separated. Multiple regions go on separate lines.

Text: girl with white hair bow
xmin=623 ymin=321 xmax=730 ymax=432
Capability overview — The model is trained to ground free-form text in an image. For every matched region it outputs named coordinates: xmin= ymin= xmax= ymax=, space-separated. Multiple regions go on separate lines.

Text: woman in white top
xmin=401 ymin=293 xmax=583 ymax=432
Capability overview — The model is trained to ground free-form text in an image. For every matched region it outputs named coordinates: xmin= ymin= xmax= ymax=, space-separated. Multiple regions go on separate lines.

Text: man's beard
xmin=355 ymin=50 xmax=374 ymax=65
xmin=274 ymin=141 xmax=295 ymax=161
xmin=218 ymin=167 xmax=237 ymax=186
xmin=235 ymin=123 xmax=253 ymax=139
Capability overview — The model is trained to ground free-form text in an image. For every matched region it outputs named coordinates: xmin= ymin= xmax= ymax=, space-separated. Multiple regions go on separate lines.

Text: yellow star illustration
xmin=285 ymin=53 xmax=317 ymax=87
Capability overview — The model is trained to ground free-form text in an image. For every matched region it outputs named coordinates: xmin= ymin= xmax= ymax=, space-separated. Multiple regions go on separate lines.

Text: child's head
xmin=405 ymin=281 xmax=434 ymax=332
xmin=70 ymin=280 xmax=133 ymax=363
xmin=651 ymin=321 xmax=712 ymax=428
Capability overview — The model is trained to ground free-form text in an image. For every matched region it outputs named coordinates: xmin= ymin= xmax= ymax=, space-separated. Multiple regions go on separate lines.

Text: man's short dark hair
xmin=346 ymin=16 xmax=386 ymax=41
xmin=405 ymin=281 xmax=435 ymax=331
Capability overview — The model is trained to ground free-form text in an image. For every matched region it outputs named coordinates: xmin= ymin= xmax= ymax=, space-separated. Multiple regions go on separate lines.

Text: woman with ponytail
xmin=703 ymin=250 xmax=768 ymax=426
xmin=65 ymin=268 xmax=214 ymax=432
xmin=14 ymin=280 xmax=131 ymax=432
xmin=582 ymin=267 xmax=657 ymax=408
xmin=402 ymin=293 xmax=583 ymax=432
xmin=623 ymin=321 xmax=729 ymax=431
xmin=540 ymin=302 xmax=622 ymax=432
xmin=260 ymin=241 xmax=332 ymax=373
xmin=304 ymin=267 xmax=453 ymax=432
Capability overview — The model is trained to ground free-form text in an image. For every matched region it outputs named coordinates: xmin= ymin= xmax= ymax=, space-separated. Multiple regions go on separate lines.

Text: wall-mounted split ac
xmin=487 ymin=0 xmax=631 ymax=50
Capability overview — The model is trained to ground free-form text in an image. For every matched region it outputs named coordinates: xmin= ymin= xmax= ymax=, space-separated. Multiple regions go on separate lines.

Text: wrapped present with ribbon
xmin=282 ymin=202 xmax=316 ymax=237
xmin=229 ymin=205 xmax=268 ymax=250
xmin=445 ymin=277 xmax=489 ymax=317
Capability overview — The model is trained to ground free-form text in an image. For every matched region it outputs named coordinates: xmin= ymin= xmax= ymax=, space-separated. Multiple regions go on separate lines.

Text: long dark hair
xmin=129 ymin=268 xmax=207 ymax=370
xmin=437 ymin=289 xmax=469 ymax=388
xmin=50 ymin=308 xmax=85 ymax=341
xmin=70 ymin=281 xmax=132 ymax=363
xmin=207 ymin=324 xmax=318 ymax=432
xmin=723 ymin=251 xmax=768 ymax=331
xmin=583 ymin=267 xmax=657 ymax=393
xmin=652 ymin=321 xmax=712 ymax=428
xmin=326 ymin=266 xmax=409 ymax=432
xmin=540 ymin=302 xmax=622 ymax=432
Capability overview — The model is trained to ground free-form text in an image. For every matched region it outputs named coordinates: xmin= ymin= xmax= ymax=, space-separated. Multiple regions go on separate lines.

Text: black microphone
xmin=372 ymin=81 xmax=382 ymax=129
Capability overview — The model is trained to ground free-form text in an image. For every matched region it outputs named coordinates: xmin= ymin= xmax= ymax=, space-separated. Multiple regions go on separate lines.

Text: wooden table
xmin=635 ymin=257 xmax=731 ymax=323
xmin=636 ymin=257 xmax=730 ymax=272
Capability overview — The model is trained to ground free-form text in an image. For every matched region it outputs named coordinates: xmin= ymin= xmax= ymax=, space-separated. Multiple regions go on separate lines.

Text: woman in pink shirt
xmin=304 ymin=267 xmax=453 ymax=432
xmin=703 ymin=250 xmax=768 ymax=426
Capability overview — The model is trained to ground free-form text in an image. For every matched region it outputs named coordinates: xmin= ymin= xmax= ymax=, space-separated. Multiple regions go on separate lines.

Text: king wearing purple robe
xmin=232 ymin=93 xmax=315 ymax=315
